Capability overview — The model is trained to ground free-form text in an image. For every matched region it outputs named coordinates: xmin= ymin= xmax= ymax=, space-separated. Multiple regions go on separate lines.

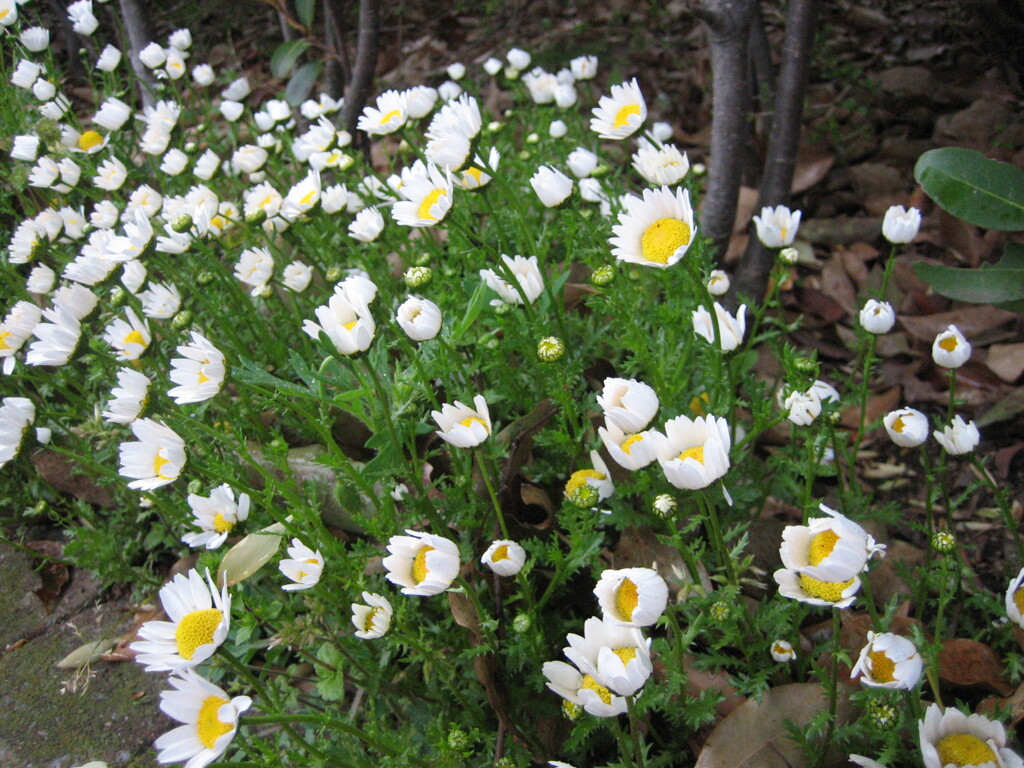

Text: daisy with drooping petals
xmin=25 ymin=306 xmax=82 ymax=367
xmin=632 ymin=140 xmax=689 ymax=186
xmin=542 ymin=659 xmax=627 ymax=717
xmin=653 ymin=414 xmax=731 ymax=491
xmin=597 ymin=377 xmax=659 ymax=433
xmin=351 ymin=592 xmax=393 ymax=639
xmin=692 ymin=302 xmax=747 ymax=352
xmin=153 ymin=668 xmax=251 ymax=768
xmin=279 ymin=538 xmax=325 ymax=591
xmin=118 ymin=418 xmax=186 ymax=490
xmin=594 ymin=567 xmax=668 ymax=627
xmin=933 ymin=415 xmax=980 ymax=456
xmin=481 ymin=540 xmax=527 ymax=577
xmin=432 ymin=395 xmax=491 ymax=448
xmin=383 ymin=530 xmax=460 ymax=596
xmin=396 ymin=296 xmax=442 ymax=342
xmin=357 ymin=90 xmax=409 ymax=135
xmin=590 ymin=78 xmax=647 ymax=140
xmin=919 ymin=703 xmax=1023 ymax=768
xmin=611 ymin=186 xmax=696 ymax=268
xmin=771 ymin=639 xmax=797 ymax=662
xmin=392 ymin=164 xmax=453 ymax=227
xmin=851 ymin=631 xmax=923 ymax=690
xmin=0 ymin=397 xmax=36 ymax=470
xmin=302 ymin=284 xmax=375 ymax=356
xmin=102 ymin=368 xmax=151 ymax=425
xmin=131 ymin=569 xmax=230 ymax=672
xmin=168 ymin=332 xmax=226 ymax=404
xmin=182 ymin=485 xmax=250 ymax=550
xmin=0 ymin=301 xmax=42 ymax=374
xmin=753 ymin=205 xmax=801 ymax=248
xmin=479 ymin=254 xmax=544 ymax=306
xmin=563 ymin=616 xmax=653 ymax=697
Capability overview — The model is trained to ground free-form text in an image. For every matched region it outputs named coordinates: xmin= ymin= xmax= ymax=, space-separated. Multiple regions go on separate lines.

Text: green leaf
xmin=914 ymin=147 xmax=1024 ymax=231
xmin=451 ymin=281 xmax=487 ymax=343
xmin=284 ymin=61 xmax=321 ymax=106
xmin=270 ymin=39 xmax=311 ymax=79
xmin=295 ymin=0 xmax=316 ymax=27
xmin=233 ymin=357 xmax=313 ymax=399
xmin=314 ymin=643 xmax=346 ymax=702
xmin=913 ymin=248 xmax=1024 ymax=309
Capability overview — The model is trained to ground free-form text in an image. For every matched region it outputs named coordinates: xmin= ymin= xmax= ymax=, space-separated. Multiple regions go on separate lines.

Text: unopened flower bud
xmin=487 ymin=120 xmax=503 ymax=134
xmin=709 ymin=600 xmax=730 ymax=621
xmin=561 ymin=700 xmax=582 ymax=720
xmin=447 ymin=727 xmax=470 ymax=752
xmin=931 ymin=530 xmax=956 ymax=553
xmin=591 ymin=264 xmax=615 ymax=286
xmin=512 ymin=613 xmax=531 ymax=633
xmin=326 ymin=266 xmax=343 ymax=283
xmin=171 ymin=214 xmax=193 ymax=233
xmin=196 ymin=271 xmax=215 ymax=286
xmin=171 ymin=310 xmax=193 ymax=330
xmin=778 ymin=247 xmax=799 ymax=266
xmin=404 ymin=265 xmax=433 ymax=289
xmin=537 ymin=336 xmax=565 ymax=363
xmin=525 ymin=132 xmax=540 ymax=144
xmin=244 ymin=208 xmax=267 ymax=226
xmin=653 ymin=494 xmax=676 ymax=517
xmin=108 ymin=287 xmax=128 ymax=307
xmin=569 ymin=484 xmax=599 ymax=509
xmin=187 ymin=479 xmax=203 ymax=495
xmin=792 ymin=357 xmax=818 ymax=376
xmin=866 ymin=700 xmax=898 ymax=730
xmin=517 ymin=150 xmax=531 ymax=161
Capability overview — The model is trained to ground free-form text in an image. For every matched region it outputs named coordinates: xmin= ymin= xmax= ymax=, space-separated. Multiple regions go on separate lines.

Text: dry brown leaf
xmin=32 ymin=449 xmax=115 ymax=507
xmin=448 ymin=591 xmax=482 ymax=643
xmin=898 ymin=306 xmax=1018 ymax=344
xmin=26 ymin=541 xmax=68 ymax=611
xmin=979 ymin=679 xmax=1024 ymax=728
xmin=986 ymin=343 xmax=1024 ymax=383
xmin=840 ymin=386 xmax=901 ymax=430
xmin=613 ymin=527 xmax=712 ymax=596
xmin=681 ymin=655 xmax=745 ymax=718
xmin=939 ymin=638 xmax=1013 ymax=696
xmin=791 ymin=147 xmax=835 ymax=195
xmin=821 ymin=253 xmax=857 ymax=314
xmin=732 ymin=186 xmax=759 ymax=234
xmin=694 ymin=683 xmax=856 ymax=768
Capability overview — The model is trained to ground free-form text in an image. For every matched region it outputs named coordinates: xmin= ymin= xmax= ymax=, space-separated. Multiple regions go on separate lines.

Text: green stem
xmin=970 ymin=454 xmax=1024 ymax=563
xmin=698 ymin=489 xmax=737 ymax=589
xmin=476 ymin=450 xmax=510 ymax=539
xmin=815 ymin=609 xmax=841 ymax=768
xmin=625 ymin=695 xmax=648 ymax=768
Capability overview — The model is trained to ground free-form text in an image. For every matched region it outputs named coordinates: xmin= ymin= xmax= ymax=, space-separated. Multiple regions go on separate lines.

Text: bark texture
xmin=336 ymin=0 xmax=381 ymax=142
xmin=695 ymin=0 xmax=758 ymax=259
xmin=734 ymin=0 xmax=817 ymax=303
xmin=117 ymin=0 xmax=156 ymax=109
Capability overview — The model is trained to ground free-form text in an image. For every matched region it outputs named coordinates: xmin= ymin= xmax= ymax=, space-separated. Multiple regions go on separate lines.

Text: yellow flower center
xmin=491 ymin=544 xmax=510 ymax=562
xmin=210 ymin=215 xmax=226 ymax=230
xmin=342 ymin=320 xmax=359 ymax=331
xmin=363 ymin=606 xmax=380 ymax=631
xmin=417 ymin=188 xmax=446 ymax=221
xmin=798 ymin=573 xmax=854 ymax=603
xmin=807 ymin=529 xmax=840 ymax=566
xmin=640 ymin=218 xmax=691 ymax=265
xmin=123 ymin=330 xmax=146 ymax=347
xmin=212 ymin=512 xmax=234 ymax=533
xmin=0 ymin=330 xmax=12 ymax=350
xmin=615 ymin=578 xmax=639 ymax=621
xmin=564 ymin=469 xmax=603 ymax=499
xmin=613 ymin=647 xmax=637 ymax=665
xmin=458 ymin=415 xmax=488 ymax=432
xmin=613 ymin=103 xmax=641 ymax=129
xmin=380 ymin=109 xmax=402 ymax=126
xmin=1013 ymin=587 xmax=1024 ymax=616
xmin=197 ymin=695 xmax=233 ymax=748
xmin=197 ymin=368 xmax=212 ymax=385
xmin=580 ymin=674 xmax=612 ymax=705
xmin=464 ymin=167 xmax=483 ymax=184
xmin=772 ymin=642 xmax=791 ymax=657
xmin=298 ymin=188 xmax=317 ymax=206
xmin=412 ymin=545 xmax=434 ymax=583
xmin=893 ymin=415 xmax=906 ymax=433
xmin=620 ymin=433 xmax=644 ymax=455
xmin=175 ymin=608 xmax=224 ymax=660
xmin=677 ymin=445 xmax=705 ymax=465
xmin=154 ymin=453 xmax=173 ymax=479
xmin=939 ymin=335 xmax=959 ymax=353
xmin=259 ymin=195 xmax=276 ymax=210
xmin=78 ymin=130 xmax=103 ymax=151
xmin=935 ymin=733 xmax=997 ymax=767
xmin=868 ymin=649 xmax=896 ymax=683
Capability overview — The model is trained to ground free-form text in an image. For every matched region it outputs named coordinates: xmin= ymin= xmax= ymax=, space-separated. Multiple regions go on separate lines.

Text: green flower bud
xmin=512 ymin=613 xmax=531 ymax=633
xmin=404 ymin=265 xmax=433 ymax=289
xmin=931 ymin=530 xmax=956 ymax=554
xmin=196 ymin=271 xmax=215 ymax=286
xmin=171 ymin=214 xmax=193 ymax=233
xmin=653 ymin=494 xmax=676 ymax=517
xmin=187 ymin=479 xmax=203 ymax=495
xmin=866 ymin=700 xmax=898 ymax=730
xmin=708 ymin=600 xmax=730 ymax=621
xmin=562 ymin=700 xmax=582 ymax=720
xmin=171 ymin=310 xmax=193 ymax=331
xmin=778 ymin=247 xmax=799 ymax=266
xmin=792 ymin=357 xmax=818 ymax=377
xmin=591 ymin=264 xmax=615 ymax=286
xmin=569 ymin=484 xmax=599 ymax=509
xmin=537 ymin=336 xmax=565 ymax=363
xmin=108 ymin=287 xmax=128 ymax=307
xmin=446 ymin=726 xmax=470 ymax=752
xmin=326 ymin=266 xmax=344 ymax=283
xmin=244 ymin=208 xmax=267 ymax=226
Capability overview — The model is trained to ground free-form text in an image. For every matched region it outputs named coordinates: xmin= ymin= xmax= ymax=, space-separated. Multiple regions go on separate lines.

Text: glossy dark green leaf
xmin=284 ymin=61 xmax=321 ymax=105
xmin=914 ymin=147 xmax=1024 ymax=231
xmin=270 ymin=39 xmax=311 ymax=79
xmin=913 ymin=247 xmax=1024 ymax=308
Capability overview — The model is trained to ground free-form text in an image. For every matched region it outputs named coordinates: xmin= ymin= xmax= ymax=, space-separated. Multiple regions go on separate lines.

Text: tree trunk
xmin=336 ymin=0 xmax=380 ymax=143
xmin=322 ymin=0 xmax=350 ymax=100
xmin=695 ymin=0 xmax=757 ymax=259
xmin=117 ymin=0 xmax=156 ymax=109
xmin=733 ymin=0 xmax=817 ymax=303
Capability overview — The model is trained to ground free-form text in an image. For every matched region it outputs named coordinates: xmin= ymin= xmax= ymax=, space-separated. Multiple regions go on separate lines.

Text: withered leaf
xmin=939 ymin=638 xmax=1013 ymax=696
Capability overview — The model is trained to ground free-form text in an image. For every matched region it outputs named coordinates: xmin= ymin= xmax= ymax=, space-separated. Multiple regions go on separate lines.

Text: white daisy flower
xmin=234 ymin=246 xmax=274 ymax=295
xmin=882 ymin=205 xmax=921 ymax=244
xmin=302 ymin=284 xmax=375 ymax=356
xmin=279 ymin=538 xmax=325 ymax=591
xmin=753 ymin=205 xmax=801 ymax=248
xmin=480 ymin=540 xmax=527 ymax=577
xmin=563 ymin=449 xmax=615 ymax=504
xmin=25 ymin=306 xmax=82 ymax=367
xmin=351 ymin=592 xmax=393 ymax=639
xmin=851 ymin=631 xmax=923 ymax=690
xmin=93 ymin=156 xmax=128 ymax=191
xmin=0 ymin=300 xmax=42 ymax=374
xmin=392 ymin=164 xmax=453 ymax=227
xmin=590 ymin=78 xmax=647 ymax=140
xmin=594 ymin=567 xmax=668 ymax=627
xmin=282 ymin=261 xmax=313 ymax=293
xmin=383 ymin=529 xmax=461 ymax=596
xmin=0 ymin=397 xmax=35 ymax=470
xmin=1005 ymin=566 xmax=1024 ymax=629
xmin=131 ymin=569 xmax=229 ymax=671
xmin=597 ymin=377 xmax=659 ymax=433
xmin=182 ymin=485 xmax=250 ymax=550
xmin=610 ymin=186 xmax=696 ymax=268
xmin=932 ymin=324 xmax=971 ymax=369
xmin=396 ymin=296 xmax=442 ymax=342
xmin=357 ymin=90 xmax=408 ymax=136
xmin=653 ymin=414 xmax=732 ymax=490
xmin=102 ymin=368 xmax=151 ymax=425
xmin=933 ymin=415 xmax=980 ymax=455
xmin=139 ymin=282 xmax=182 ymax=319
xmin=883 ymin=407 xmax=928 ymax=448
xmin=859 ymin=299 xmax=896 ymax=335
xmin=168 ymin=331 xmax=226 ymax=404
xmin=432 ymin=395 xmax=491 ymax=448
xmin=598 ymin=420 xmax=660 ymax=471
xmin=692 ymin=302 xmax=747 ymax=351
xmin=919 ymin=703 xmax=1023 ymax=768
xmin=103 ymin=308 xmax=151 ymax=361
xmin=562 ymin=615 xmax=653 ymax=697
xmin=153 ymin=668 xmax=251 ymax=768
xmin=770 ymin=639 xmax=797 ymax=662
xmin=118 ymin=418 xmax=186 ymax=490
xmin=349 ymin=207 xmax=385 ymax=242
xmin=632 ymin=140 xmax=689 ymax=186
xmin=479 ymin=254 xmax=544 ymax=306
xmin=541 ymin=660 xmax=627 ymax=718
